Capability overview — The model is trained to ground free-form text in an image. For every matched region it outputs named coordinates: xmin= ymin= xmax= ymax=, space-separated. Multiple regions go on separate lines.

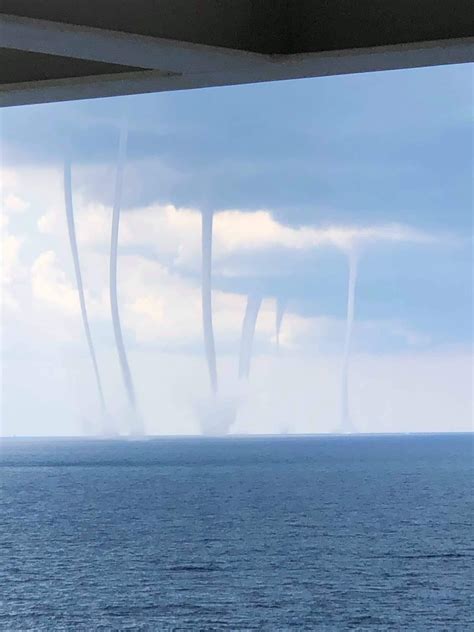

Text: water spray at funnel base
xmin=109 ymin=119 xmax=144 ymax=436
xmin=340 ymin=250 xmax=359 ymax=433
xmin=239 ymin=293 xmax=262 ymax=379
xmin=64 ymin=157 xmax=114 ymax=436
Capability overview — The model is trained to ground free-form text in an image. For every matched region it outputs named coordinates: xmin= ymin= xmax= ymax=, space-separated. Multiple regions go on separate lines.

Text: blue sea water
xmin=0 ymin=434 xmax=472 ymax=631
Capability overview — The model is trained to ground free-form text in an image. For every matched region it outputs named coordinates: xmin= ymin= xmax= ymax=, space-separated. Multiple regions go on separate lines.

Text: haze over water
xmin=1 ymin=433 xmax=472 ymax=630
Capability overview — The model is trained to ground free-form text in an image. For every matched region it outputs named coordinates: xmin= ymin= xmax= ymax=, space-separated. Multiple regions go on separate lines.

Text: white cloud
xmin=77 ymin=251 xmax=315 ymax=349
xmin=2 ymin=192 xmax=29 ymax=214
xmin=31 ymin=250 xmax=81 ymax=316
xmin=0 ymin=167 xmax=19 ymax=192
xmin=214 ymin=211 xmax=435 ymax=255
xmin=25 ymin=245 xmax=341 ymax=352
xmin=6 ymin=155 xmax=436 ymax=354
xmin=1 ymin=169 xmax=29 ymax=311
xmin=2 ymin=163 xmax=467 ymax=438
xmin=38 ymin=194 xmax=437 ymax=272
xmin=4 ymin=164 xmax=442 ymax=355
xmin=1 ymin=215 xmax=26 ymax=312
xmin=30 ymin=250 xmax=109 ymax=319
xmin=2 ymin=165 xmax=63 ymax=217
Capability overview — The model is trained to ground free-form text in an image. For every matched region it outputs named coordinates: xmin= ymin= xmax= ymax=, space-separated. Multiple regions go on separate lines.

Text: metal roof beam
xmin=2 ymin=36 xmax=472 ymax=108
xmin=0 ymin=12 xmax=272 ymax=74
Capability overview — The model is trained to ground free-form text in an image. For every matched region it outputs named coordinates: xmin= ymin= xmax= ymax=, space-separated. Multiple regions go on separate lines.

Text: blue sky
xmin=1 ymin=63 xmax=472 ymax=435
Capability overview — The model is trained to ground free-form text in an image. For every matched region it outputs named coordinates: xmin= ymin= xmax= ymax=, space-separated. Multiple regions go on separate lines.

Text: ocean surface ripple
xmin=1 ymin=434 xmax=472 ymax=630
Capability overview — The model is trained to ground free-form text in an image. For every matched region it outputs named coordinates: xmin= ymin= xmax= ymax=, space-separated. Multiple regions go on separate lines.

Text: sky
xmin=0 ymin=62 xmax=472 ymax=436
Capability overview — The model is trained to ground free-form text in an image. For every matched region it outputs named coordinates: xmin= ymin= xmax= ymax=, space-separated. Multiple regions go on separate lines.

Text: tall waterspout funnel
xmin=110 ymin=117 xmax=145 ymax=435
xmin=201 ymin=209 xmax=218 ymax=395
xmin=340 ymin=249 xmax=359 ymax=433
xmin=198 ymin=209 xmax=240 ymax=435
xmin=238 ymin=293 xmax=262 ymax=379
xmin=63 ymin=157 xmax=113 ymax=436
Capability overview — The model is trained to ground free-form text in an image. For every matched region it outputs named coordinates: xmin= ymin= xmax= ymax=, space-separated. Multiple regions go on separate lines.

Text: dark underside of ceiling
xmin=0 ymin=48 xmax=146 ymax=84
xmin=1 ymin=0 xmax=473 ymax=54
xmin=0 ymin=0 xmax=472 ymax=106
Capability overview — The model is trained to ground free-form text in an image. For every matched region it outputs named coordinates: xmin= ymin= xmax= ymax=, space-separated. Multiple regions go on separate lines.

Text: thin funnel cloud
xmin=275 ymin=297 xmax=287 ymax=351
xmin=340 ymin=249 xmax=359 ymax=433
xmin=238 ymin=293 xmax=262 ymax=379
xmin=63 ymin=157 xmax=110 ymax=435
xmin=335 ymin=227 xmax=435 ymax=434
xmin=201 ymin=209 xmax=218 ymax=394
xmin=110 ymin=118 xmax=144 ymax=435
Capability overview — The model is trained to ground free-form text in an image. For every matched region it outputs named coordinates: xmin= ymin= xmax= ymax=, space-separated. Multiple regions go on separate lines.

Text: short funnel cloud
xmin=238 ymin=292 xmax=263 ymax=380
xmin=275 ymin=297 xmax=287 ymax=352
xmin=340 ymin=247 xmax=359 ymax=434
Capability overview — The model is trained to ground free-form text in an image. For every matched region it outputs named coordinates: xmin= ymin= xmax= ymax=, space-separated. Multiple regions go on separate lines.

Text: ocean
xmin=1 ymin=434 xmax=472 ymax=630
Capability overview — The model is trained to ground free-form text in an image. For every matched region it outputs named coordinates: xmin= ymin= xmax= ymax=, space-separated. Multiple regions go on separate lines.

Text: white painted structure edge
xmin=1 ymin=11 xmax=473 ymax=107
xmin=0 ymin=13 xmax=273 ymax=73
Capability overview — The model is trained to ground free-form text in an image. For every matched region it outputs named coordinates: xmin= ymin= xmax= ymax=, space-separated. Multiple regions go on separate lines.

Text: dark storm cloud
xmin=2 ymin=64 xmax=471 ymax=231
